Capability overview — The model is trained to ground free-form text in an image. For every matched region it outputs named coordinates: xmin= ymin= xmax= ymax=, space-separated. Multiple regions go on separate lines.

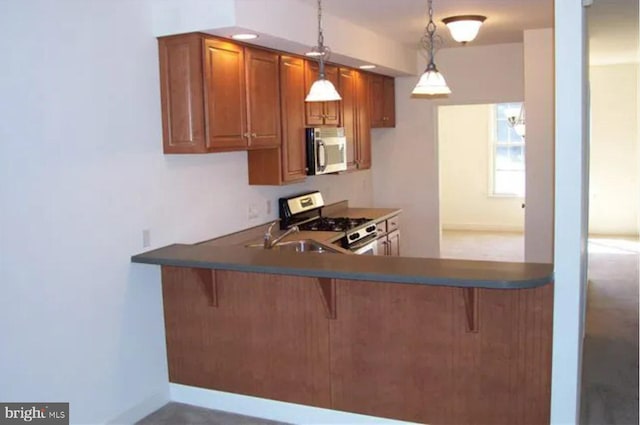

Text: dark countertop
xmin=131 ymin=243 xmax=553 ymax=290
xmin=132 ymin=204 xmax=552 ymax=289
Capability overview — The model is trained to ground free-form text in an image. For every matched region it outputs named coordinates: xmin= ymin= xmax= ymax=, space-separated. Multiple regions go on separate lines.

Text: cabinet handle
xmin=243 ymin=132 xmax=250 ymax=138
xmin=251 ymin=133 xmax=257 ymax=137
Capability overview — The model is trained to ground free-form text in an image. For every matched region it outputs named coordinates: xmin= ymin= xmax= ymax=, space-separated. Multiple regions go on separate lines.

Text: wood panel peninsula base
xmin=152 ymin=261 xmax=553 ymax=425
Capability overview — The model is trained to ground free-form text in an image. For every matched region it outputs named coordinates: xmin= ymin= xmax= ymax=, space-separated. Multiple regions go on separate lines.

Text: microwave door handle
xmin=317 ymin=140 xmax=326 ymax=172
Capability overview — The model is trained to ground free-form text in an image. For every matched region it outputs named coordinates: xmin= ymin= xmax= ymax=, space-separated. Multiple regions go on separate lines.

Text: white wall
xmin=551 ymin=1 xmax=589 ymax=422
xmin=589 ymin=64 xmax=639 ymax=236
xmin=0 ymin=0 xmax=372 ymax=423
xmin=372 ymin=43 xmax=525 ymax=258
xmin=524 ymin=28 xmax=555 ymax=263
xmin=439 ymin=104 xmax=525 ymax=232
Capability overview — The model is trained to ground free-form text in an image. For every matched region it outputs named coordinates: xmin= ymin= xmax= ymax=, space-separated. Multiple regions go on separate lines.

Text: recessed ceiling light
xmin=305 ymin=51 xmax=324 ymax=57
xmin=231 ymin=33 xmax=259 ymax=40
xmin=359 ymin=65 xmax=376 ymax=70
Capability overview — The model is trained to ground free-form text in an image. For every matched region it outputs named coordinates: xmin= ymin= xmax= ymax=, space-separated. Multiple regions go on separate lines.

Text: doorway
xmin=437 ymin=103 xmax=525 ymax=262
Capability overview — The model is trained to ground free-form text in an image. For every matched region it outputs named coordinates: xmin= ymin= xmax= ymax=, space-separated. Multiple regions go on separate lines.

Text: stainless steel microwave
xmin=305 ymin=127 xmax=347 ymax=175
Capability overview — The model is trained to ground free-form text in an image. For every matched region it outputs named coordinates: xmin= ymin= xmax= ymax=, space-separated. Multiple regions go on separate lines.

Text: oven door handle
xmin=349 ymin=234 xmax=378 ymax=251
xmin=317 ymin=140 xmax=327 ymax=172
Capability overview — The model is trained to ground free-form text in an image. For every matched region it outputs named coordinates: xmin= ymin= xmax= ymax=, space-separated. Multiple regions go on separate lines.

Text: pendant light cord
xmin=317 ymin=0 xmax=326 ymax=79
xmin=425 ymin=0 xmax=437 ymax=71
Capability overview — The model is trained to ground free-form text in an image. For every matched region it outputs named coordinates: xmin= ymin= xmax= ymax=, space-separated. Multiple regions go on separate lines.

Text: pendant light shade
xmin=442 ymin=15 xmax=486 ymax=44
xmin=412 ymin=66 xmax=452 ymax=95
xmin=305 ymin=79 xmax=341 ymax=102
xmin=413 ymin=0 xmax=451 ymax=96
xmin=305 ymin=0 xmax=341 ymax=102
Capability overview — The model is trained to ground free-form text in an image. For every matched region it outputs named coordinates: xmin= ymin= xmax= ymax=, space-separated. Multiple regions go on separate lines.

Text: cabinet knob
xmin=243 ymin=132 xmax=250 ymax=138
xmin=251 ymin=133 xmax=257 ymax=137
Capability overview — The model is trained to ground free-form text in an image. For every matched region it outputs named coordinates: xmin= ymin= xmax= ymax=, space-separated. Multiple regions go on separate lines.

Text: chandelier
xmin=506 ymin=105 xmax=526 ymax=138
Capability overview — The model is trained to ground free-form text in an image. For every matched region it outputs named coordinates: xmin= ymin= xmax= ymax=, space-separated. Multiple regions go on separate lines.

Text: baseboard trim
xmin=106 ymin=391 xmax=169 ymax=425
xmin=442 ymin=223 xmax=524 ymax=232
xmin=169 ymin=383 xmax=414 ymax=424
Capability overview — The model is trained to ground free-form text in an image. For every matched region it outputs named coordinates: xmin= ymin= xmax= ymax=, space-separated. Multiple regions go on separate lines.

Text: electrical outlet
xmin=266 ymin=200 xmax=272 ymax=215
xmin=248 ymin=204 xmax=259 ymax=220
xmin=142 ymin=229 xmax=151 ymax=248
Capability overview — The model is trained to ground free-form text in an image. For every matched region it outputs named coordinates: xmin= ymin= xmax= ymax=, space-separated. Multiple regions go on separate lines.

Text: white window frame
xmin=489 ymin=103 xmax=526 ymax=198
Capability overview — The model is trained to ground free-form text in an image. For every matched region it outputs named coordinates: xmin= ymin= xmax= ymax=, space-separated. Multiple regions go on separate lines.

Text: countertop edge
xmin=131 ymin=244 xmax=553 ymax=290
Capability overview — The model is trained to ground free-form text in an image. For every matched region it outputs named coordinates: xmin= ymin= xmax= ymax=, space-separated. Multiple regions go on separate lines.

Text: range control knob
xmin=349 ymin=233 xmax=360 ymax=241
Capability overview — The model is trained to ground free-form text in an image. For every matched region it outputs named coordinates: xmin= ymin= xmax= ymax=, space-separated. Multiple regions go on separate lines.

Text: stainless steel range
xmin=279 ymin=191 xmax=377 ymax=254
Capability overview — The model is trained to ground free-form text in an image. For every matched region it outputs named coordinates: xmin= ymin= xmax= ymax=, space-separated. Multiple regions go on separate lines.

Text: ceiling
xmin=300 ymin=0 xmax=638 ymax=64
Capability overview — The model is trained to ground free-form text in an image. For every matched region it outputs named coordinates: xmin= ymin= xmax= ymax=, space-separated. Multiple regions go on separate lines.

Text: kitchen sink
xmin=245 ymin=239 xmax=343 ymax=254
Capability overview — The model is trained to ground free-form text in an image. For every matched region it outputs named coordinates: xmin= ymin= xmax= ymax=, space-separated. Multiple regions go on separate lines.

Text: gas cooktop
xmin=298 ymin=217 xmax=371 ymax=232
xmin=278 ymin=191 xmax=377 ymax=249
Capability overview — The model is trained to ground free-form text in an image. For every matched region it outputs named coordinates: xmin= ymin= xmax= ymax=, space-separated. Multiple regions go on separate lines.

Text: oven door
xmin=350 ymin=236 xmax=379 ymax=255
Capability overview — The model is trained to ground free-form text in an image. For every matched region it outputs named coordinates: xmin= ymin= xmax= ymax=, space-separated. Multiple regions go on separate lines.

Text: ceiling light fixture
xmin=506 ymin=104 xmax=526 ymax=138
xmin=442 ymin=15 xmax=486 ymax=44
xmin=412 ymin=0 xmax=451 ymax=96
xmin=305 ymin=0 xmax=341 ymax=102
xmin=231 ymin=33 xmax=258 ymax=40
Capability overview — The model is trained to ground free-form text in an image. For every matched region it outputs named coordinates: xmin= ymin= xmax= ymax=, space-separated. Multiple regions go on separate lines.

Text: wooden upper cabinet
xmin=304 ymin=61 xmax=340 ymax=126
xmin=158 ymin=34 xmax=280 ymax=153
xmin=158 ymin=34 xmax=207 ymax=153
xmin=370 ymin=74 xmax=395 ymax=128
xmin=244 ymin=48 xmax=281 ymax=149
xmin=247 ymin=55 xmax=307 ymax=185
xmin=279 ymin=56 xmax=308 ymax=182
xmin=339 ymin=68 xmax=358 ymax=170
xmin=203 ymin=39 xmax=248 ymax=150
xmin=355 ymin=71 xmax=371 ymax=169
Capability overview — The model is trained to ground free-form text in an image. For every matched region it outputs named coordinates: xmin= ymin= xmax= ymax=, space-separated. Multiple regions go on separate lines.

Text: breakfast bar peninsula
xmin=132 ymin=224 xmax=553 ymax=425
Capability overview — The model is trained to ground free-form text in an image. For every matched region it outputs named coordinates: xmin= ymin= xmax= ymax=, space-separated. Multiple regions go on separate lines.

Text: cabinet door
xmin=304 ymin=61 xmax=341 ymax=126
xmin=387 ymin=230 xmax=400 ymax=256
xmin=339 ymin=68 xmax=357 ymax=171
xmin=323 ymin=65 xmax=341 ymax=125
xmin=280 ymin=56 xmax=308 ymax=182
xmin=369 ymin=74 xmax=385 ymax=128
xmin=245 ymin=48 xmax=281 ymax=148
xmin=382 ymin=76 xmax=396 ymax=127
xmin=376 ymin=237 xmax=388 ymax=256
xmin=355 ymin=71 xmax=371 ymax=169
xmin=203 ymin=39 xmax=248 ymax=150
xmin=158 ymin=34 xmax=207 ymax=153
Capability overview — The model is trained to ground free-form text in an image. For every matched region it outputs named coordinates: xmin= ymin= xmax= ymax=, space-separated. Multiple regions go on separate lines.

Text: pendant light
xmin=305 ymin=0 xmax=341 ymax=102
xmin=412 ymin=0 xmax=451 ymax=96
xmin=442 ymin=15 xmax=486 ymax=44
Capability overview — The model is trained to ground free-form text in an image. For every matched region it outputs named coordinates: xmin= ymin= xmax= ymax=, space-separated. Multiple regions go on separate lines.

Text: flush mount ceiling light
xmin=231 ymin=33 xmax=259 ymax=40
xmin=412 ymin=0 xmax=451 ymax=96
xmin=305 ymin=0 xmax=341 ymax=102
xmin=442 ymin=15 xmax=486 ymax=44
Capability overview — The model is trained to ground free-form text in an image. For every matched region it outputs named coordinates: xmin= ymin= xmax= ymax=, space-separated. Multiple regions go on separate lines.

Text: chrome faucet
xmin=263 ymin=222 xmax=299 ymax=249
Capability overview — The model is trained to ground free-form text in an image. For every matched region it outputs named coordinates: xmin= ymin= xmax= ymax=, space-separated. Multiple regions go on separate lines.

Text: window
xmin=491 ymin=103 xmax=525 ymax=197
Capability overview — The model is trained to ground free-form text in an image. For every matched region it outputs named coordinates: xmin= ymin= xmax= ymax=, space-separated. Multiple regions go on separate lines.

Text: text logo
xmin=0 ymin=403 xmax=68 ymax=425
